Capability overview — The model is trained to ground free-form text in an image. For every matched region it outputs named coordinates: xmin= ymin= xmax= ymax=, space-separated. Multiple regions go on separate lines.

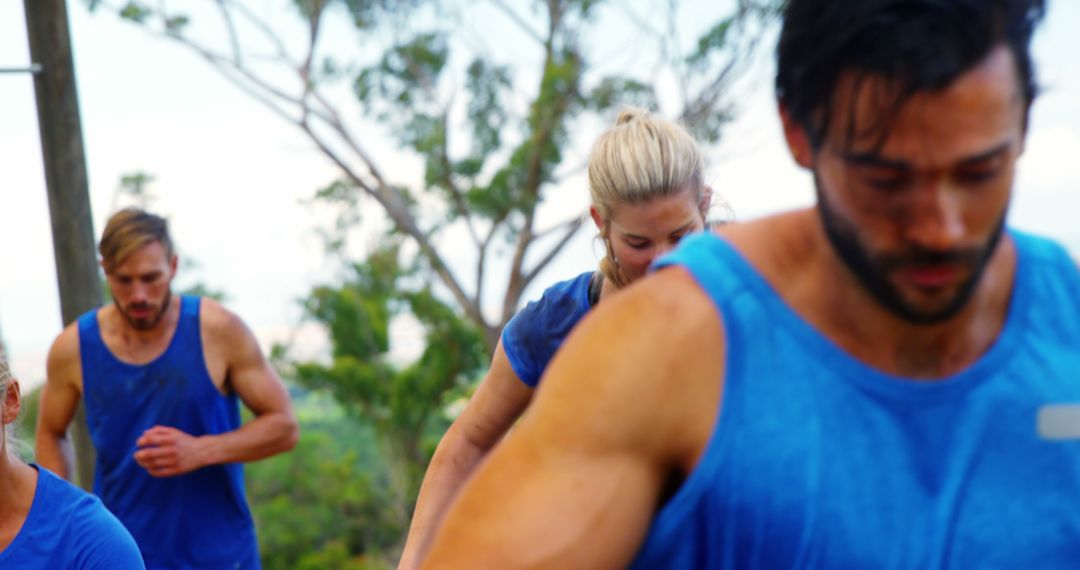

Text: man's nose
xmin=903 ymin=179 xmax=965 ymax=251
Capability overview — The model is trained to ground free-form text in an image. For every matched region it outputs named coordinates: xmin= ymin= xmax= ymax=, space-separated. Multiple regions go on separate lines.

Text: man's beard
xmin=815 ymin=180 xmax=1006 ymax=325
xmin=118 ymin=290 xmax=173 ymax=331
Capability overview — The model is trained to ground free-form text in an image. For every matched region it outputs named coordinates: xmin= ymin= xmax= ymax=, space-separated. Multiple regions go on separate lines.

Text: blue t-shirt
xmin=0 ymin=465 xmax=144 ymax=569
xmin=501 ymin=272 xmax=596 ymax=387
xmin=78 ymin=296 xmax=260 ymax=569
xmin=628 ymin=230 xmax=1080 ymax=568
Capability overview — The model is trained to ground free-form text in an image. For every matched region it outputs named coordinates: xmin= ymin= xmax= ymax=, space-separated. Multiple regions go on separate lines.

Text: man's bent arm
xmin=134 ymin=303 xmax=298 ymax=477
xmin=198 ymin=305 xmax=298 ymax=465
xmin=35 ymin=325 xmax=83 ymax=479
xmin=422 ymin=268 xmax=725 ymax=568
xmin=398 ymin=341 xmax=534 ymax=570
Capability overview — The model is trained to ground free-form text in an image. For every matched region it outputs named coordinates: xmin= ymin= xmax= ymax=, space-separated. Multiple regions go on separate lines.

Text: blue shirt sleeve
xmin=70 ymin=494 xmax=146 ymax=570
xmin=501 ymin=272 xmax=595 ymax=387
xmin=0 ymin=467 xmax=145 ymax=570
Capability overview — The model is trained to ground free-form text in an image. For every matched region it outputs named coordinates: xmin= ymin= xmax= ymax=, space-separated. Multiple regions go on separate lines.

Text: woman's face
xmin=593 ymin=186 xmax=710 ymax=284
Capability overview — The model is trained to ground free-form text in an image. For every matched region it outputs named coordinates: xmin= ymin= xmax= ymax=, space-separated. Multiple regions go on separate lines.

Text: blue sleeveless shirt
xmin=502 ymin=271 xmax=595 ymax=387
xmin=630 ymin=230 xmax=1080 ymax=569
xmin=79 ymin=296 xmax=260 ymax=570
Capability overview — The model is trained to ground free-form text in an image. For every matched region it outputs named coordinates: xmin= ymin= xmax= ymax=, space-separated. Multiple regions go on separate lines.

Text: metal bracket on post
xmin=0 ymin=63 xmax=43 ymax=74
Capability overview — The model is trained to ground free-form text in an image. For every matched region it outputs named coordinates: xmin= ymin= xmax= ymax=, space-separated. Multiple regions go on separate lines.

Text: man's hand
xmin=134 ymin=425 xmax=208 ymax=477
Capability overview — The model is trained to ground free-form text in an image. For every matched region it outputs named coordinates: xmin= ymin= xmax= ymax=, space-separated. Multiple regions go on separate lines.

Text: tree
xmin=85 ymin=0 xmax=781 ymax=352
xmin=269 ymin=238 xmax=488 ymax=562
xmin=85 ymin=3 xmax=782 ymax=564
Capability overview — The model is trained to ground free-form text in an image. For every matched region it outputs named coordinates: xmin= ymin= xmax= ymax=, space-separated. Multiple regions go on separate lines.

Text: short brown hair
xmin=99 ymin=208 xmax=174 ymax=271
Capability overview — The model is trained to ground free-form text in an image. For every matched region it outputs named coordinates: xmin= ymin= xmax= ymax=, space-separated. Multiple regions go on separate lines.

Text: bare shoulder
xmin=532 ymin=266 xmax=726 ymax=463
xmin=46 ymin=321 xmax=84 ymax=389
xmin=199 ymin=297 xmax=244 ymax=332
xmin=198 ymin=297 xmax=257 ymax=348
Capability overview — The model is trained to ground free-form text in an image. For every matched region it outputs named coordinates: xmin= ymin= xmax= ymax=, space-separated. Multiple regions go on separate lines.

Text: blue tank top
xmin=502 ymin=271 xmax=595 ymax=387
xmin=630 ymin=230 xmax=1080 ymax=569
xmin=79 ymin=296 xmax=260 ymax=570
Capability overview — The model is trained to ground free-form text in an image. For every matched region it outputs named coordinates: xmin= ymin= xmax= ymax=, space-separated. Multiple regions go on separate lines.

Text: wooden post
xmin=24 ymin=0 xmax=100 ymax=491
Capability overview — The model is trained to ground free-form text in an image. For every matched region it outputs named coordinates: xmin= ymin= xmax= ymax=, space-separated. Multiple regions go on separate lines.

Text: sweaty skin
xmin=420 ymin=45 xmax=1025 ymax=568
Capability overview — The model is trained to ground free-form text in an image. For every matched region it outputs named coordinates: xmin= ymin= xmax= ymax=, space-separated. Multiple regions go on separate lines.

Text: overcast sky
xmin=3 ymin=1 xmax=1079 ymax=388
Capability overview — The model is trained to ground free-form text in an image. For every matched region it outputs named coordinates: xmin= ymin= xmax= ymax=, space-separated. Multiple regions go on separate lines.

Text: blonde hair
xmin=99 ymin=208 xmax=174 ymax=272
xmin=588 ymin=107 xmax=705 ymax=288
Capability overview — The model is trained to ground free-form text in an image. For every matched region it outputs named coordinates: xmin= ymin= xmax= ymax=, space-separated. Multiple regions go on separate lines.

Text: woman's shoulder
xmin=513 ymin=271 xmax=596 ymax=334
xmin=34 ymin=467 xmax=145 ymax=569
xmin=501 ymin=271 xmax=597 ymax=387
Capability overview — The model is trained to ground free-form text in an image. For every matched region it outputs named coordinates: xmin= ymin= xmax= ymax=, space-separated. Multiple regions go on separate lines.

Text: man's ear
xmin=169 ymin=255 xmax=179 ymax=279
xmin=780 ymin=102 xmax=814 ymax=169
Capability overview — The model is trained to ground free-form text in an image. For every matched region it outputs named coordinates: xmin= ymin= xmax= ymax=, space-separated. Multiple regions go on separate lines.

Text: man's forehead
xmin=109 ymin=241 xmax=172 ymax=273
xmin=826 ymin=46 xmax=1025 ymax=162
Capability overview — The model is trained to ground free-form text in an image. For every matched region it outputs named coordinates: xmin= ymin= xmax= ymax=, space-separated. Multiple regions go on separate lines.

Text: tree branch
xmin=523 ymin=215 xmax=584 ymax=286
xmin=227 ymin=0 xmax=294 ymax=62
xmin=215 ymin=0 xmax=243 ymax=64
xmin=295 ymin=118 xmax=486 ymax=329
xmin=436 ymin=111 xmax=482 ymax=249
xmin=474 ymin=222 xmax=498 ymax=312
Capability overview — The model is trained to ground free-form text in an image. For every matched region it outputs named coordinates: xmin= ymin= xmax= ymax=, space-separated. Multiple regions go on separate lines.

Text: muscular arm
xmin=134 ymin=301 xmax=298 ymax=476
xmin=421 ymin=268 xmax=725 ymax=569
xmin=398 ymin=340 xmax=534 ymax=570
xmin=35 ymin=325 xmax=82 ymax=480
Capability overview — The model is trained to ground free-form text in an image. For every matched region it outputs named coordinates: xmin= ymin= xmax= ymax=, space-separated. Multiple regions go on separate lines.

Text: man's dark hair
xmin=776 ymin=0 xmax=1047 ymax=148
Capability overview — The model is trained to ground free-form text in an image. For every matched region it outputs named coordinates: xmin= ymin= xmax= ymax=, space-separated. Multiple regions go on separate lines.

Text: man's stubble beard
xmin=814 ymin=175 xmax=1006 ymax=325
xmin=117 ymin=289 xmax=173 ymax=331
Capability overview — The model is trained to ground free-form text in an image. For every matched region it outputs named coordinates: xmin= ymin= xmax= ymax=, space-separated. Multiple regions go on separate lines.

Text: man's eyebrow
xmin=842 ymin=141 xmax=1013 ymax=170
xmin=841 ymin=152 xmax=911 ymax=170
xmin=956 ymin=142 xmax=1012 ymax=167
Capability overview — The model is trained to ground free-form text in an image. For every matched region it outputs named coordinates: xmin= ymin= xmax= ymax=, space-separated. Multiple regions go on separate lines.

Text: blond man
xmin=36 ymin=208 xmax=298 ymax=569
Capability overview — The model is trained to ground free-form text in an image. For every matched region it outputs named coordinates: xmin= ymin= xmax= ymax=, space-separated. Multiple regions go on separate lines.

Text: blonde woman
xmin=0 ymin=346 xmax=144 ymax=568
xmin=398 ymin=108 xmax=717 ymax=569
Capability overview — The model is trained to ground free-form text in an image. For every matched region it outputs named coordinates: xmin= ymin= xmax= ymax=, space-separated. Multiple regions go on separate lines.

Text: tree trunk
xmin=25 ymin=0 xmax=101 ymax=491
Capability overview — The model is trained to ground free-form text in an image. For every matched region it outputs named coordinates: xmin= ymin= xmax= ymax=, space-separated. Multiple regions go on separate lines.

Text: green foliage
xmin=585 ymin=76 xmax=658 ymax=113
xmin=164 ymin=15 xmax=190 ymax=34
xmin=271 ymin=240 xmax=486 ymax=564
xmin=292 ymin=0 xmax=330 ymax=21
xmin=338 ymin=0 xmax=416 ymax=31
xmin=686 ymin=17 xmax=736 ymax=72
xmin=119 ymin=1 xmax=151 ymax=23
xmin=14 ymin=386 xmax=41 ymax=462
xmin=354 ymin=32 xmax=449 ymax=115
xmin=465 ymin=60 xmax=512 ymax=158
xmin=246 ymin=392 xmax=398 ymax=568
